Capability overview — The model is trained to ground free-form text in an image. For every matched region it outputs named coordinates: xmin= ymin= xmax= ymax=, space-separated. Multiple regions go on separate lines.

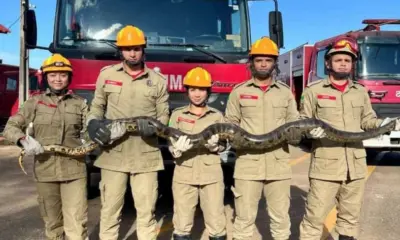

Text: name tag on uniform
xmin=177 ymin=117 xmax=195 ymax=124
xmin=317 ymin=94 xmax=336 ymax=100
xmin=38 ymin=100 xmax=57 ymax=108
xmin=105 ymin=80 xmax=122 ymax=86
xmin=240 ymin=94 xmax=258 ymax=100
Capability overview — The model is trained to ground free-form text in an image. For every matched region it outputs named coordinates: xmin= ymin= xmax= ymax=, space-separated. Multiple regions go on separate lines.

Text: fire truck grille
xmin=372 ymin=104 xmax=400 ymax=118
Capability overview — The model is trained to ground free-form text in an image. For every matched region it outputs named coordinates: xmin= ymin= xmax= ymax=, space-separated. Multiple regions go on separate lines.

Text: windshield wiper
xmin=71 ymin=38 xmax=118 ymax=49
xmin=148 ymin=43 xmax=227 ymax=63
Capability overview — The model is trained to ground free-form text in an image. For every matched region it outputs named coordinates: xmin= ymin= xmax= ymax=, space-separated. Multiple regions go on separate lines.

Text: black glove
xmin=87 ymin=119 xmax=112 ymax=145
xmin=137 ymin=119 xmax=156 ymax=137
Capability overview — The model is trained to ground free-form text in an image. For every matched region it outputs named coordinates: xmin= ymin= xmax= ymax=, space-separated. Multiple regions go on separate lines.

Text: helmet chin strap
xmin=191 ymin=101 xmax=207 ymax=107
xmin=49 ymin=87 xmax=68 ymax=96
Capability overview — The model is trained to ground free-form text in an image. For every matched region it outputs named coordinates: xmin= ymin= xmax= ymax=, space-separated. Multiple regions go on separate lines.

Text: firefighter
xmin=298 ymin=37 xmax=400 ymax=240
xmin=86 ymin=25 xmax=169 ymax=240
xmin=224 ymin=36 xmax=316 ymax=240
xmin=167 ymin=67 xmax=228 ymax=240
xmin=3 ymin=53 xmax=89 ymax=239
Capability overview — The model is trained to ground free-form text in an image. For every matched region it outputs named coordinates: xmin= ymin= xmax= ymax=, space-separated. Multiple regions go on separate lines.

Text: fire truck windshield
xmin=56 ymin=0 xmax=249 ymax=54
xmin=358 ymin=36 xmax=400 ymax=79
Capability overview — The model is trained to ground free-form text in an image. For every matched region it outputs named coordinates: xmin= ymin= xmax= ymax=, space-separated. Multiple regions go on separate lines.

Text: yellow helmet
xmin=249 ymin=37 xmax=279 ymax=56
xmin=41 ymin=54 xmax=72 ymax=73
xmin=116 ymin=25 xmax=146 ymax=47
xmin=183 ymin=67 xmax=212 ymax=88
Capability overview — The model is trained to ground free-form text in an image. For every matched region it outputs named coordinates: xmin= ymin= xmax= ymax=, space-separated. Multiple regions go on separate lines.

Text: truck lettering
xmin=396 ymin=91 xmax=400 ymax=98
xmin=167 ymin=74 xmax=183 ymax=90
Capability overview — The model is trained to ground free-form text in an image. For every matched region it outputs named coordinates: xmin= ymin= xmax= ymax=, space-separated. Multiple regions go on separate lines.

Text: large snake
xmin=18 ymin=117 xmax=396 ymax=174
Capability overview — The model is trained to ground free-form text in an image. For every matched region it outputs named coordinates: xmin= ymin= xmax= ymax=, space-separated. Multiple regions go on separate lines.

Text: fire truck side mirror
xmin=25 ymin=9 xmax=38 ymax=49
xmin=268 ymin=11 xmax=284 ymax=49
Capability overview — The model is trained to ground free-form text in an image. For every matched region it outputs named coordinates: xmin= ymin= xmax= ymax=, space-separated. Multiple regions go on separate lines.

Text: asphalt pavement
xmin=1 ymin=145 xmax=400 ymax=240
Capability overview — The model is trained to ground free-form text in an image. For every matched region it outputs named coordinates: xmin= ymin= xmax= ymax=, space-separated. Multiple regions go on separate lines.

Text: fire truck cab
xmin=278 ymin=19 xmax=400 ymax=150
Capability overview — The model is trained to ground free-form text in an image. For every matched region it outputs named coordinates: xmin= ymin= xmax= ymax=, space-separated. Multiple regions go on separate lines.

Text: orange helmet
xmin=183 ymin=67 xmax=212 ymax=88
xmin=116 ymin=25 xmax=146 ymax=47
xmin=41 ymin=54 xmax=72 ymax=73
xmin=326 ymin=37 xmax=358 ymax=59
xmin=249 ymin=37 xmax=279 ymax=56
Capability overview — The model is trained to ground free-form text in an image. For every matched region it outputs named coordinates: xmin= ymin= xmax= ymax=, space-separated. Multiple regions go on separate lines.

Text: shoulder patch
xmin=305 ymin=79 xmax=323 ymax=88
xmin=151 ymin=69 xmax=167 ymax=80
xmin=233 ymin=80 xmax=251 ymax=89
xmin=172 ymin=105 xmax=187 ymax=112
xmin=208 ymin=106 xmax=222 ymax=114
xmin=30 ymin=91 xmax=41 ymax=97
xmin=276 ymin=80 xmax=290 ymax=89
xmin=100 ymin=64 xmax=115 ymax=72
xmin=72 ymin=94 xmax=86 ymax=101
xmin=353 ymin=81 xmax=365 ymax=87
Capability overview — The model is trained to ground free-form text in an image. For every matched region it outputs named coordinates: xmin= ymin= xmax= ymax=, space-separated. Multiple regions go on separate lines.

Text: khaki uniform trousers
xmin=36 ymin=178 xmax=88 ymax=240
xmin=172 ymin=181 xmax=226 ymax=237
xmin=232 ymin=179 xmax=291 ymax=240
xmin=299 ymin=177 xmax=366 ymax=239
xmin=99 ymin=169 xmax=158 ymax=240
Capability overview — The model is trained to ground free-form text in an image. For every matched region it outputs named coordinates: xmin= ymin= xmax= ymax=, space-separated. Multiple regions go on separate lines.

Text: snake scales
xmin=17 ymin=116 xmax=395 ymax=174
xmin=33 ymin=116 xmax=397 ymax=156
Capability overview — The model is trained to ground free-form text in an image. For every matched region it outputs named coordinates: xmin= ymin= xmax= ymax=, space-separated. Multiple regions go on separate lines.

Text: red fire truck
xmin=277 ymin=19 xmax=400 ymax=150
xmin=0 ymin=63 xmax=40 ymax=132
xmin=22 ymin=0 xmax=284 ymax=196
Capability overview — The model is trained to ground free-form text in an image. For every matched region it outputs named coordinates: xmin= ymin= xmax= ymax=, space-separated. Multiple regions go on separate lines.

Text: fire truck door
xmin=0 ymin=74 xmax=5 ymax=117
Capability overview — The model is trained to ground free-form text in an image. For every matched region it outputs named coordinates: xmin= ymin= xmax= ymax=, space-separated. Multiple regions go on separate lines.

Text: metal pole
xmin=25 ymin=49 xmax=30 ymax=101
xmin=18 ymin=0 xmax=28 ymax=108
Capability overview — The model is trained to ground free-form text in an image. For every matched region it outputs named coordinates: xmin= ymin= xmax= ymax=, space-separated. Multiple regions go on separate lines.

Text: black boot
xmin=210 ymin=235 xmax=227 ymax=240
xmin=173 ymin=233 xmax=192 ymax=240
xmin=339 ymin=235 xmax=355 ymax=240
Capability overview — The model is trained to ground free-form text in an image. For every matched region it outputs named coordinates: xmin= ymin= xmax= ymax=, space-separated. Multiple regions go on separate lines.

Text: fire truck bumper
xmin=363 ymin=131 xmax=400 ymax=148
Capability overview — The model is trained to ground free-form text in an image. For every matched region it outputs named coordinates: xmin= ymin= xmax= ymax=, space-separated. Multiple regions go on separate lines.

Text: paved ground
xmin=1 ymin=144 xmax=400 ymax=240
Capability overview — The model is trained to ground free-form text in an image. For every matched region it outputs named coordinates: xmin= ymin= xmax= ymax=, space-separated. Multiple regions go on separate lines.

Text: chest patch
xmin=240 ymin=94 xmax=258 ymax=100
xmin=38 ymin=100 xmax=57 ymax=108
xmin=105 ymin=80 xmax=122 ymax=86
xmin=178 ymin=117 xmax=195 ymax=124
xmin=317 ymin=94 xmax=336 ymax=100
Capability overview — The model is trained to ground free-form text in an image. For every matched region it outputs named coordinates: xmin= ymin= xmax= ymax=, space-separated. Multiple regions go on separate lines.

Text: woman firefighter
xmin=167 ymin=67 xmax=228 ymax=240
xmin=3 ymin=54 xmax=90 ymax=240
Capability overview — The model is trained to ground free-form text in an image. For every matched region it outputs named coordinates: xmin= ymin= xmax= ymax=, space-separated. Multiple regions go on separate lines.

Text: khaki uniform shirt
xmin=86 ymin=63 xmax=169 ymax=173
xmin=169 ymin=105 xmax=224 ymax=185
xmin=3 ymin=89 xmax=88 ymax=182
xmin=224 ymin=78 xmax=299 ymax=180
xmin=300 ymin=78 xmax=383 ymax=181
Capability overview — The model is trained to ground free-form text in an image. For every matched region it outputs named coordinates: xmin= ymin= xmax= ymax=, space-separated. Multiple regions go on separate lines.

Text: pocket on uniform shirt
xmin=144 ymin=86 xmax=158 ymax=98
xmin=351 ymin=100 xmax=363 ymax=120
xmin=272 ymin=100 xmax=289 ymax=119
xmin=353 ymin=148 xmax=367 ymax=174
xmin=239 ymin=98 xmax=258 ymax=117
xmin=273 ymin=147 xmax=290 ymax=160
xmin=104 ymin=84 xmax=122 ymax=105
xmin=65 ymin=105 xmax=81 ymax=126
xmin=316 ymin=99 xmax=340 ymax=120
xmin=202 ymin=155 xmax=220 ymax=165
xmin=35 ymin=106 xmax=56 ymax=125
xmin=313 ymin=147 xmax=341 ymax=174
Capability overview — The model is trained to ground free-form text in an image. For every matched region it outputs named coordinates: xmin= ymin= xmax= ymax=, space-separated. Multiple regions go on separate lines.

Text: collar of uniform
xmin=245 ymin=77 xmax=280 ymax=88
xmin=181 ymin=105 xmax=215 ymax=116
xmin=44 ymin=88 xmax=74 ymax=99
xmin=322 ymin=77 xmax=357 ymax=89
xmin=116 ymin=62 xmax=150 ymax=80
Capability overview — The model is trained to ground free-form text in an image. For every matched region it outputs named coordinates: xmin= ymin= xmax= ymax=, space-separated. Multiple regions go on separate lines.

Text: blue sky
xmin=1 ymin=0 xmax=399 ymax=69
